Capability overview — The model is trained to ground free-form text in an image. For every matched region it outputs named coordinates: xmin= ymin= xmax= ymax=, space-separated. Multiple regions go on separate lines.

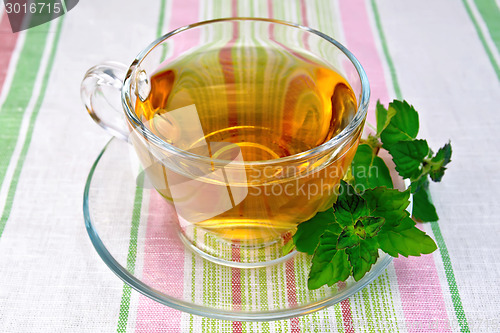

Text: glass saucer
xmin=83 ymin=138 xmax=393 ymax=321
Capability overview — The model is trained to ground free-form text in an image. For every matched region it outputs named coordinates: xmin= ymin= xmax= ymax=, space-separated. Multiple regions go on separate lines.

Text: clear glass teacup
xmin=81 ymin=18 xmax=369 ymax=267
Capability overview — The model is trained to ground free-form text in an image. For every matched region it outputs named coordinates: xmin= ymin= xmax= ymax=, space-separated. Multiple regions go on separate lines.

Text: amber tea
xmin=134 ymin=45 xmax=359 ymax=242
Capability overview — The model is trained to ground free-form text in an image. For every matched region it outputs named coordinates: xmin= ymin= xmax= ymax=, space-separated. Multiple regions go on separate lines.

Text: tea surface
xmin=135 ymin=45 xmax=358 ymax=241
xmin=136 ymin=46 xmax=356 ymax=160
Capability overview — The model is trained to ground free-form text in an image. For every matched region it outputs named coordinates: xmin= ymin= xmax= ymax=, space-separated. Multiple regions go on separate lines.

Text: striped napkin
xmin=1 ymin=0 xmax=499 ymax=332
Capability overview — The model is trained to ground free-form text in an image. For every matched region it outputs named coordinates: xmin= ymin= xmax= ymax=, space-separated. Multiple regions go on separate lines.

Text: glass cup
xmin=81 ymin=18 xmax=369 ymax=268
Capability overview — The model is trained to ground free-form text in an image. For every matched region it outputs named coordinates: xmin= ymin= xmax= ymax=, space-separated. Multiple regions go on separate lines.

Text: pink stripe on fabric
xmin=0 ymin=12 xmax=20 ymax=93
xmin=338 ymin=0 xmax=390 ymax=125
xmin=393 ymin=255 xmax=452 ymax=332
xmin=135 ymin=0 xmax=200 ymax=331
xmin=158 ymin=0 xmax=201 ymax=67
xmin=338 ymin=1 xmax=451 ymax=331
xmin=232 ymin=321 xmax=243 ymax=333
xmin=213 ymin=2 xmax=244 ymax=329
xmin=340 ymin=299 xmax=355 ymax=333
xmin=393 ymin=224 xmax=451 ymax=332
xmin=228 ymin=3 xmax=244 ymax=332
xmin=337 ymin=282 xmax=355 ymax=333
xmin=285 ymin=259 xmax=300 ymax=333
xmin=135 ymin=191 xmax=185 ymax=332
xmin=231 ymin=244 xmax=242 ymax=311
xmin=231 ymin=244 xmax=242 ymax=332
xmin=299 ymin=0 xmax=310 ymax=51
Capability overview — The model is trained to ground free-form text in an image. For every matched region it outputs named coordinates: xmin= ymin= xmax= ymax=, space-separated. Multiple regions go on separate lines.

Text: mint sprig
xmin=350 ymin=144 xmax=393 ymax=189
xmin=378 ymin=100 xmax=419 ymax=146
xmin=290 ymin=99 xmax=450 ymax=290
xmin=366 ymin=100 xmax=452 ymax=221
xmin=294 ymin=181 xmax=437 ymax=289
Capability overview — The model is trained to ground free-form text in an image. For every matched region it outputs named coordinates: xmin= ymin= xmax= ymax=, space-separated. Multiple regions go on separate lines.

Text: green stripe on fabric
xmin=0 ymin=56 xmax=40 ymax=178
xmin=379 ymin=272 xmax=398 ymax=332
xmin=366 ymin=279 xmax=381 ymax=331
xmin=116 ymin=285 xmax=133 ymax=332
xmin=116 ymin=0 xmax=167 ymax=330
xmin=366 ymin=283 xmax=381 ymax=331
xmin=271 ymin=247 xmax=283 ymax=332
xmin=381 ymin=271 xmax=400 ymax=332
xmin=0 ymin=25 xmax=50 ymax=190
xmin=369 ymin=0 xmax=402 ymax=100
xmin=209 ymin=236 xmax=220 ymax=332
xmin=430 ymin=222 xmax=470 ymax=333
xmin=60 ymin=0 xmax=68 ymax=13
xmin=125 ymin=172 xmax=145 ymax=274
xmin=473 ymin=0 xmax=500 ymax=52
xmin=156 ymin=0 xmax=167 ymax=38
xmin=188 ymin=230 xmax=198 ymax=333
xmin=362 ymin=288 xmax=376 ymax=332
xmin=201 ymin=235 xmax=208 ymax=333
xmin=116 ymin=172 xmax=145 ymax=333
xmin=0 ymin=17 xmax=64 ymax=239
xmin=201 ymin=233 xmax=221 ymax=332
xmin=157 ymin=0 xmax=168 ymax=61
xmin=334 ymin=303 xmax=344 ymax=333
xmin=370 ymin=1 xmax=470 ymax=332
xmin=258 ymin=248 xmax=270 ymax=333
xmin=461 ymin=0 xmax=500 ymax=80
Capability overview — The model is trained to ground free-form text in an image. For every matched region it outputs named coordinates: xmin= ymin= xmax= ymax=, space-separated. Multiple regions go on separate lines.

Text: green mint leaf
xmin=293 ymin=208 xmax=333 ymax=255
xmin=361 ymin=187 xmax=411 ymax=227
xmin=353 ymin=220 xmax=367 ymax=239
xmin=308 ymin=224 xmax=350 ymax=289
xmin=351 ymin=144 xmax=393 ymax=189
xmin=292 ymin=97 xmax=450 ymax=289
xmin=412 ymin=179 xmax=439 ymax=222
xmin=388 ymin=139 xmax=430 ymax=179
xmin=314 ymin=224 xmax=344 ymax=261
xmin=429 ymin=167 xmax=445 ymax=183
xmin=346 ymin=237 xmax=379 ymax=281
xmin=337 ymin=216 xmax=384 ymax=249
xmin=337 ymin=225 xmax=361 ymax=249
xmin=410 ymin=176 xmax=428 ymax=194
xmin=364 ymin=134 xmax=382 ymax=150
xmin=375 ymin=100 xmax=389 ymax=136
xmin=377 ymin=216 xmax=438 ymax=257
xmin=333 ymin=180 xmax=369 ymax=228
xmin=429 ymin=141 xmax=452 ymax=182
xmin=308 ymin=255 xmax=335 ymax=290
xmin=361 ymin=216 xmax=385 ymax=237
xmin=281 ymin=238 xmax=295 ymax=256
xmin=308 ymin=249 xmax=351 ymax=289
xmin=431 ymin=141 xmax=452 ymax=165
xmin=380 ymin=100 xmax=419 ymax=148
xmin=375 ymin=100 xmax=390 ymax=136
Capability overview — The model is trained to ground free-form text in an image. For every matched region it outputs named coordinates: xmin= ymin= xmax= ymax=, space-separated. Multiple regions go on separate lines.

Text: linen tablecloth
xmin=1 ymin=0 xmax=499 ymax=332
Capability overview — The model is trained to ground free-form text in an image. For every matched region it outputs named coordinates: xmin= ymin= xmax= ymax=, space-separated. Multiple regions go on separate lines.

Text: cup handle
xmin=81 ymin=62 xmax=130 ymax=140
